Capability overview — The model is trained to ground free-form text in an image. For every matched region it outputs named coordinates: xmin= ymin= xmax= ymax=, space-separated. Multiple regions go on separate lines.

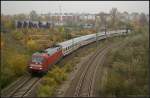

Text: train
xmin=28 ymin=29 xmax=131 ymax=74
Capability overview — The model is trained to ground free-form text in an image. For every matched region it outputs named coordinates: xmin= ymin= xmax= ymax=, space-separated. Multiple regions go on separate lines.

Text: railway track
xmin=1 ymin=75 xmax=41 ymax=97
xmin=74 ymin=45 xmax=112 ymax=97
xmin=64 ymin=42 xmax=121 ymax=97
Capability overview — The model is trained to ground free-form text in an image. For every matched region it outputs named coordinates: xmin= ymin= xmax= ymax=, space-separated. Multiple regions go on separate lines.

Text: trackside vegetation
xmin=99 ymin=26 xmax=149 ymax=96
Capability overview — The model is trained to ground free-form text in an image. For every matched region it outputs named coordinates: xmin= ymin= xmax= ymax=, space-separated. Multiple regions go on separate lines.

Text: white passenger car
xmin=57 ymin=29 xmax=130 ymax=56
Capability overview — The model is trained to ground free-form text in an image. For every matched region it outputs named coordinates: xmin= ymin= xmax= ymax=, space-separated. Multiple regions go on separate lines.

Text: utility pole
xmin=127 ymin=14 xmax=130 ymax=34
xmin=95 ymin=14 xmax=99 ymax=48
xmin=59 ymin=5 xmax=62 ymax=25
xmin=126 ymin=25 xmax=128 ymax=34
xmin=104 ymin=23 xmax=106 ymax=36
xmin=72 ymin=37 xmax=74 ymax=51
xmin=104 ymin=14 xmax=107 ymax=38
xmin=95 ymin=15 xmax=97 ymax=47
xmin=65 ymin=28 xmax=69 ymax=40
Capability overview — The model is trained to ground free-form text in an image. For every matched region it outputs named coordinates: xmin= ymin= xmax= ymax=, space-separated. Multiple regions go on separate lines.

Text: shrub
xmin=27 ymin=39 xmax=39 ymax=51
xmin=7 ymin=53 xmax=28 ymax=76
xmin=104 ymin=71 xmax=128 ymax=96
xmin=12 ymin=31 xmax=24 ymax=40
xmin=42 ymin=77 xmax=57 ymax=86
xmin=64 ymin=63 xmax=73 ymax=72
xmin=37 ymin=85 xmax=55 ymax=97
xmin=37 ymin=77 xmax=58 ymax=97
xmin=47 ymin=66 xmax=67 ymax=84
xmin=1 ymin=39 xmax=4 ymax=49
xmin=101 ymin=30 xmax=149 ymax=96
xmin=37 ymin=66 xmax=67 ymax=97
xmin=2 ymin=18 xmax=14 ymax=30
xmin=1 ymin=49 xmax=29 ymax=89
xmin=1 ymin=68 xmax=15 ymax=89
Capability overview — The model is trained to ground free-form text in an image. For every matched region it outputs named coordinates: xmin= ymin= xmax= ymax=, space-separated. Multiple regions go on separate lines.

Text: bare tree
xmin=29 ymin=10 xmax=38 ymax=21
xmin=139 ymin=13 xmax=148 ymax=26
xmin=117 ymin=11 xmax=129 ymax=29
xmin=95 ymin=14 xmax=101 ymax=32
xmin=14 ymin=14 xmax=27 ymax=20
xmin=110 ymin=8 xmax=118 ymax=29
xmin=98 ymin=12 xmax=106 ymax=28
xmin=130 ymin=12 xmax=139 ymax=24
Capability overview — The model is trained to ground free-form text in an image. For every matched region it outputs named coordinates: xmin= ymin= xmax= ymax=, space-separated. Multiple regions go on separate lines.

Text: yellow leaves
xmin=1 ymin=16 xmax=13 ymax=29
xmin=1 ymin=39 xmax=4 ymax=49
xmin=5 ymin=20 xmax=13 ymax=29
xmin=37 ymin=66 xmax=67 ymax=97
xmin=38 ymin=77 xmax=57 ymax=96
xmin=64 ymin=63 xmax=73 ymax=72
xmin=42 ymin=77 xmax=57 ymax=86
xmin=79 ymin=29 xmax=94 ymax=35
xmin=7 ymin=52 xmax=28 ymax=76
xmin=59 ymin=26 xmax=65 ymax=33
xmin=12 ymin=31 xmax=24 ymax=40
xmin=27 ymin=39 xmax=39 ymax=50
xmin=47 ymin=66 xmax=67 ymax=84
xmin=37 ymin=85 xmax=55 ymax=97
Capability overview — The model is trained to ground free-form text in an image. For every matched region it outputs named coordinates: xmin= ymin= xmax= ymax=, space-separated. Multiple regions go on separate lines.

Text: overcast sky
xmin=1 ymin=1 xmax=149 ymax=15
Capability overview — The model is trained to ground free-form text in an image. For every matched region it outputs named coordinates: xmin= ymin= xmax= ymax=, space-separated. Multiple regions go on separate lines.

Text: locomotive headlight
xmin=39 ymin=68 xmax=42 ymax=70
xmin=30 ymin=66 xmax=32 ymax=68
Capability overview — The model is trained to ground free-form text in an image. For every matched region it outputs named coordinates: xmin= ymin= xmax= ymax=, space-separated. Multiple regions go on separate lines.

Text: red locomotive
xmin=28 ymin=46 xmax=63 ymax=74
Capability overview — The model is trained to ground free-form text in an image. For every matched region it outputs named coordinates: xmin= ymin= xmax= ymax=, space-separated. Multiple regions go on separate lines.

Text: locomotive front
xmin=28 ymin=52 xmax=49 ymax=73
xmin=28 ymin=46 xmax=63 ymax=74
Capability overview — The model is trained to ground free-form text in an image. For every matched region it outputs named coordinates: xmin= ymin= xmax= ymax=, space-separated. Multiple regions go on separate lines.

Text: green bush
xmin=64 ymin=63 xmax=73 ymax=72
xmin=37 ymin=77 xmax=58 ymax=96
xmin=27 ymin=39 xmax=37 ymax=50
xmin=7 ymin=53 xmax=28 ymax=76
xmin=37 ymin=85 xmax=55 ymax=97
xmin=42 ymin=77 xmax=57 ymax=86
xmin=37 ymin=66 xmax=67 ymax=97
xmin=1 ymin=68 xmax=16 ymax=89
xmin=47 ymin=66 xmax=67 ymax=84
xmin=1 ymin=50 xmax=29 ymax=89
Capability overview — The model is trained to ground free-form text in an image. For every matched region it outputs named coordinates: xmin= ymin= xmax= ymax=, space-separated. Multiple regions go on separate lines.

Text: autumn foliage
xmin=100 ymin=28 xmax=149 ymax=96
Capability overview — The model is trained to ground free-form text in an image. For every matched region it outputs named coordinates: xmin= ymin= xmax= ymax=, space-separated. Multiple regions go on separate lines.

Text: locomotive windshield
xmin=32 ymin=57 xmax=44 ymax=63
